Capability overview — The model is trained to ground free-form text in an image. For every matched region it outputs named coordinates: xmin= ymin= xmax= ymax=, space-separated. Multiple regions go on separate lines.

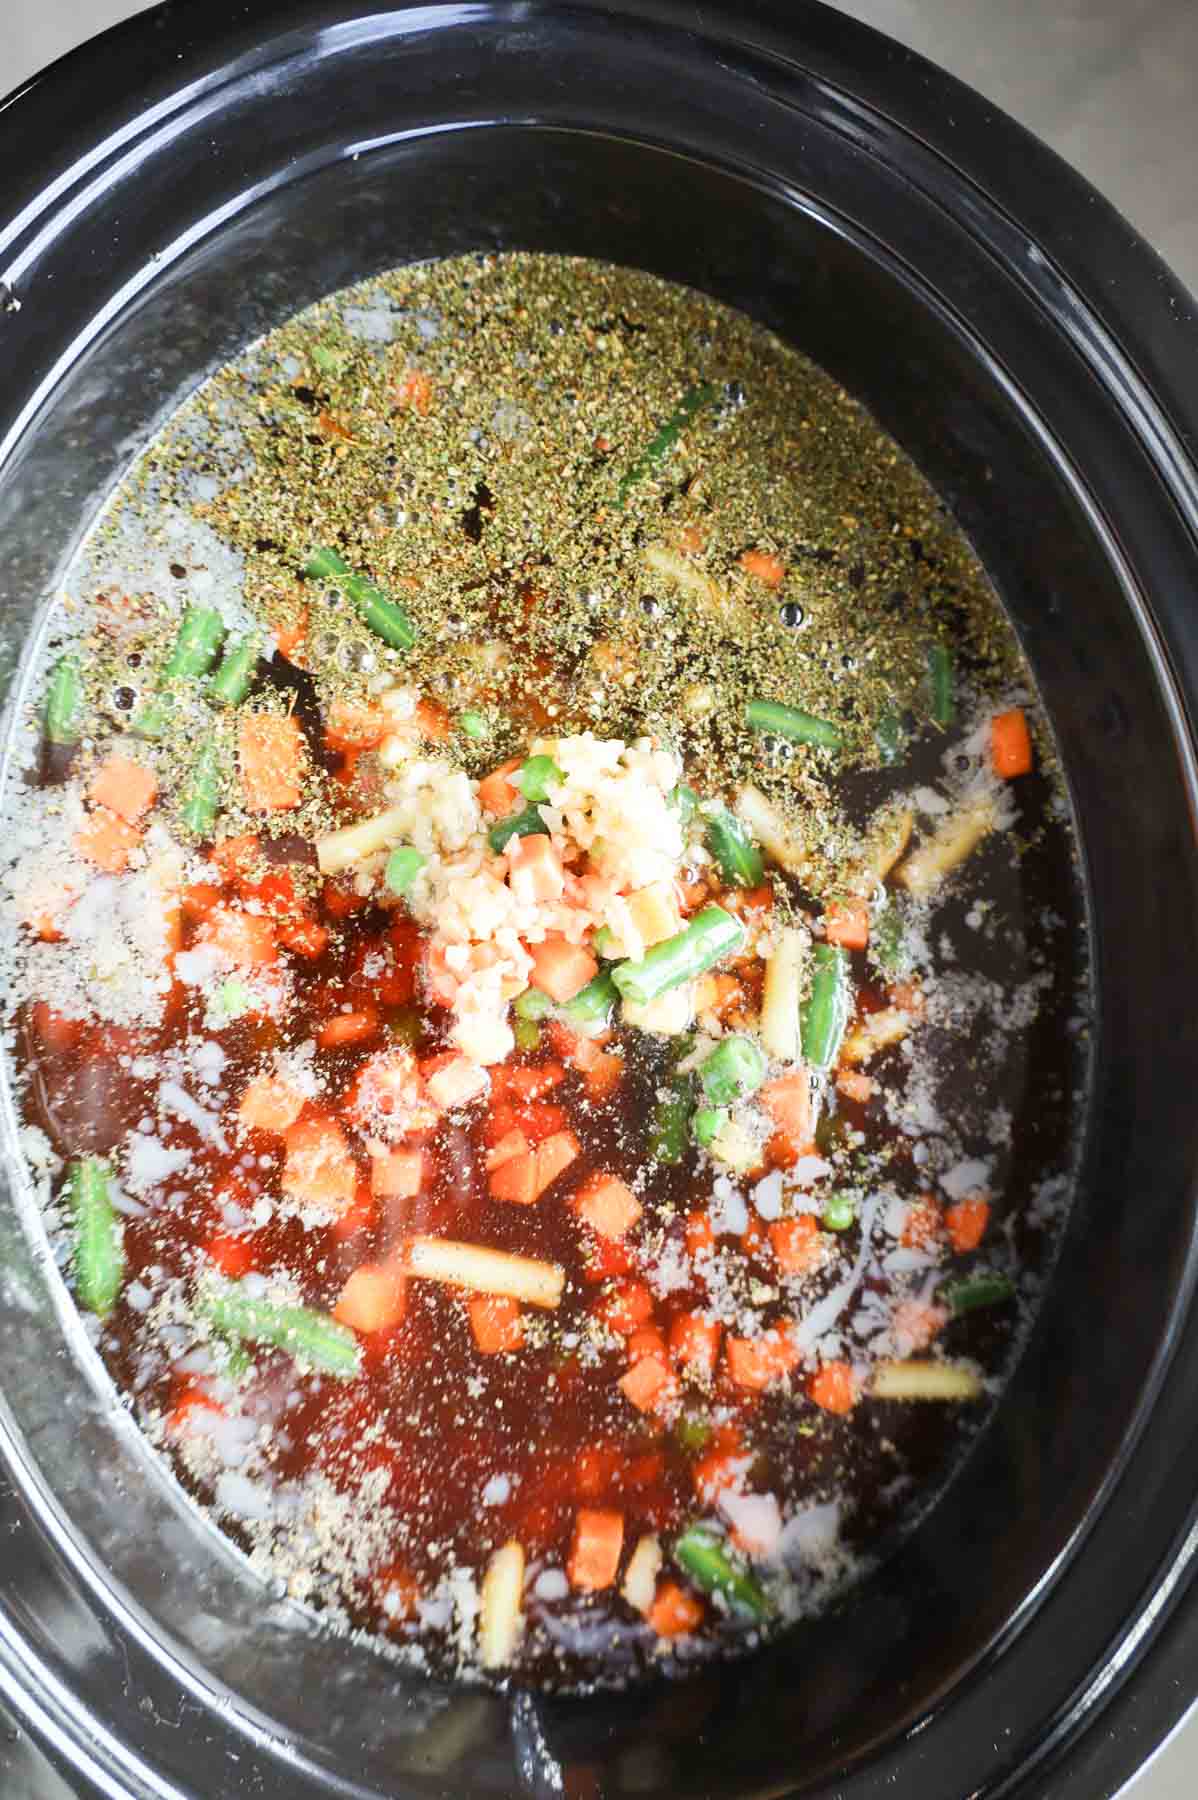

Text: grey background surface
xmin=1 ymin=2 xmax=1196 ymax=1796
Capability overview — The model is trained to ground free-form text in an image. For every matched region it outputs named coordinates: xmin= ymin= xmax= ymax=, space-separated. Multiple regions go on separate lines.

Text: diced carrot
xmin=678 ymin=523 xmax=707 ymax=554
xmin=619 ymin=1353 xmax=676 ymax=1413
xmin=575 ymin=1444 xmax=623 ymax=1500
xmin=503 ymin=1063 xmax=566 ymax=1102
xmin=370 ymin=1148 xmax=424 ymax=1198
xmin=30 ymin=1002 xmax=87 ymax=1053
xmin=769 ymin=1214 xmax=824 ymax=1275
xmin=808 ymin=1360 xmax=857 ymax=1415
xmin=278 ymin=916 xmax=330 ymax=959
xmin=205 ymin=1233 xmax=257 ymax=1277
xmin=624 ymin=1450 xmax=666 ymax=1491
xmin=274 ymin=607 xmax=308 ymax=662
xmin=181 ymin=881 xmax=223 ymax=922
xmin=238 ymin=713 xmax=306 ymax=812
xmin=669 ymin=1312 xmax=722 ymax=1376
xmin=332 ymin=1187 xmax=377 ymax=1240
xmin=478 ymin=756 xmax=523 ymax=817
xmin=87 ymin=754 xmax=158 ymax=824
xmin=424 ymin=1054 xmax=489 ymax=1111
xmin=627 ymin=1326 xmax=668 ymax=1364
xmin=648 ymin=1579 xmax=704 ymax=1637
xmin=575 ymin=1173 xmax=642 ymax=1241
xmin=507 ymin=833 xmax=565 ymax=904
xmin=74 ymin=806 xmax=141 ymax=873
xmin=824 ymin=899 xmax=870 ymax=951
xmin=890 ymin=979 xmax=925 ymax=1016
xmin=237 ymin=1073 xmax=305 ymax=1134
xmin=601 ymin=1280 xmax=654 ymax=1336
xmin=567 ymin=1507 xmax=624 ymax=1592
xmin=534 ymin=1130 xmax=580 ymax=1193
xmin=527 ymin=935 xmax=598 ymax=1004
xmin=758 ymin=1072 xmax=813 ymax=1146
xmin=485 ymin=1129 xmax=530 ymax=1172
xmin=725 ymin=1328 xmax=801 ymax=1392
xmin=200 ymin=905 xmax=278 ymax=968
xmin=490 ymin=1151 xmax=538 ymax=1206
xmin=991 ymin=708 xmax=1033 ymax=779
xmin=892 ymin=1299 xmax=949 ymax=1352
xmin=281 ymin=1116 xmax=357 ymax=1211
xmin=739 ymin=548 xmax=786 ymax=588
xmin=209 ymin=833 xmax=261 ymax=882
xmin=579 ymin=1045 xmax=623 ymax=1100
xmin=318 ymin=1008 xmax=380 ymax=1049
xmin=468 ymin=1293 xmax=524 ymax=1353
xmin=902 ymin=1196 xmax=943 ymax=1249
xmin=325 ymin=700 xmax=388 ymax=750
xmin=836 ymin=1068 xmax=876 ymax=1103
xmin=685 ymin=1211 xmax=716 ymax=1258
xmin=334 ymin=1262 xmax=407 ymax=1334
xmin=394 ymin=367 xmax=434 ymax=414
xmin=945 ymin=1196 xmax=991 ymax=1253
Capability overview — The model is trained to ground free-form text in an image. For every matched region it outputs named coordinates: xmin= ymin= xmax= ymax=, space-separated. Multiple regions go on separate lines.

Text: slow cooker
xmin=1 ymin=3 xmax=1197 ymax=1795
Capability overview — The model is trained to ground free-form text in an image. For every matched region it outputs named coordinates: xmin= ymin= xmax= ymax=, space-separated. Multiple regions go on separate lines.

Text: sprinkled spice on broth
xmin=0 ymin=254 xmax=1085 ymax=1689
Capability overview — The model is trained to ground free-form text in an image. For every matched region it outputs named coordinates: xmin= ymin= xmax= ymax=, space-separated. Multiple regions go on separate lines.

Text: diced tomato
xmin=575 ymin=1444 xmax=623 ymax=1500
xmin=502 ymin=1063 xmax=566 ymax=1102
xmin=205 ymin=1233 xmax=257 ymax=1277
xmin=322 ymin=881 xmax=370 ymax=919
xmin=600 ymin=1280 xmax=654 ymax=1336
xmin=579 ymin=1234 xmax=633 ymax=1283
xmin=30 ymin=1002 xmax=87 ymax=1053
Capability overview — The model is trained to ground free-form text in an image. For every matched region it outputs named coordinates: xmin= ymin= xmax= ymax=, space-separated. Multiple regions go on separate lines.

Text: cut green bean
xmin=487 ymin=804 xmax=549 ymax=854
xmin=135 ymin=605 xmax=226 ymax=735
xmin=705 ymin=808 xmax=764 ymax=888
xmin=561 ymin=969 xmax=618 ymax=1026
xmin=822 ymin=1192 xmax=857 ymax=1232
xmin=692 ymin=1105 xmax=727 ymax=1148
xmin=180 ymin=742 xmax=222 ymax=839
xmin=198 ymin=1279 xmax=361 ymax=1377
xmin=305 ymin=547 xmax=417 ymax=651
xmin=208 ymin=634 xmax=260 ymax=707
xmin=617 ymin=380 xmax=719 ymax=504
xmin=940 ymin=1272 xmax=1016 ymax=1316
xmin=611 ymin=905 xmax=745 ymax=1007
xmin=44 ymin=655 xmax=84 ymax=745
xmin=673 ymin=1524 xmax=771 ymax=1619
xmin=312 ymin=343 xmax=349 ymax=375
xmin=514 ymin=1017 xmax=542 ymax=1053
xmin=384 ymin=845 xmax=426 ymax=895
xmin=649 ymin=1076 xmax=693 ymax=1164
xmin=592 ymin=925 xmax=618 ymax=959
xmin=746 ymin=698 xmax=842 ymax=752
xmin=800 ymin=943 xmax=851 ymax=1070
xmin=927 ymin=642 xmax=955 ymax=728
xmin=516 ymin=754 xmax=563 ymax=803
xmin=698 ymin=1035 xmax=767 ymax=1106
xmin=68 ymin=1158 xmax=124 ymax=1318
xmin=514 ymin=987 xmax=555 ymax=1022
xmin=459 ymin=710 xmax=487 ymax=740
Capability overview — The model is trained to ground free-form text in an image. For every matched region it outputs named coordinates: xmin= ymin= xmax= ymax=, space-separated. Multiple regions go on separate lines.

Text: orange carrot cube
xmin=237 ymin=1073 xmax=305 ymax=1134
xmin=758 ymin=1072 xmax=813 ymax=1146
xmin=738 ymin=549 xmax=786 ymax=588
xmin=469 ymin=1294 xmax=525 ymax=1353
xmin=648 ymin=1579 xmax=704 ymax=1637
xmin=823 ymin=899 xmax=870 ymax=951
xmin=808 ymin=1359 xmax=857 ymax=1415
xmin=725 ymin=1328 xmax=801 ymax=1392
xmin=238 ymin=713 xmax=305 ymax=811
xmin=991 ymin=708 xmax=1033 ymax=778
xmin=527 ymin=935 xmax=598 ymax=1004
xmin=200 ymin=905 xmax=277 ymax=968
xmin=575 ymin=1173 xmax=642 ymax=1240
xmin=334 ymin=1262 xmax=406 ymax=1334
xmin=74 ymin=806 xmax=141 ymax=873
xmin=619 ymin=1353 xmax=676 ymax=1413
xmin=567 ymin=1507 xmax=624 ymax=1591
xmin=478 ymin=756 xmax=522 ymax=816
xmin=668 ymin=1311 xmax=722 ymax=1376
xmin=370 ymin=1148 xmax=424 ymax=1198
xmin=281 ymin=1117 xmax=356 ymax=1211
xmin=507 ymin=833 xmax=565 ymax=904
xmin=769 ymin=1214 xmax=823 ymax=1275
xmin=87 ymin=754 xmax=159 ymax=824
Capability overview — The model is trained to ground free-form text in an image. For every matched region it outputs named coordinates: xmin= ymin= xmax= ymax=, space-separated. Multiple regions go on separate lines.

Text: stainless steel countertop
xmin=1 ymin=3 xmax=1196 ymax=1795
